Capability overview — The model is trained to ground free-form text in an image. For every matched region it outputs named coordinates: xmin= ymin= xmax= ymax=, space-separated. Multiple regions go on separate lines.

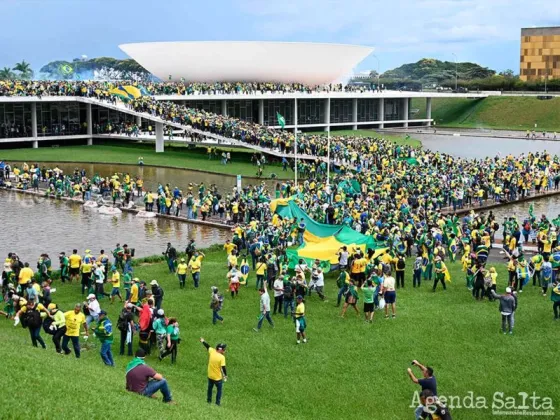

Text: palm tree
xmin=0 ymin=66 xmax=15 ymax=80
xmin=13 ymin=60 xmax=33 ymax=79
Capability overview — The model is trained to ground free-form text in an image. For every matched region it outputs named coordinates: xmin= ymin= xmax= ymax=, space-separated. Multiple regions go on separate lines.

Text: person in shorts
xmin=382 ymin=272 xmax=397 ymax=319
xmin=294 ymin=295 xmax=307 ymax=344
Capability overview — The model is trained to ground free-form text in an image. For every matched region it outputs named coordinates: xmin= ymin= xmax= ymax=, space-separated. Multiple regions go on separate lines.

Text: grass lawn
xmin=306 ymin=129 xmax=422 ymax=147
xmin=0 ymin=143 xmax=291 ymax=180
xmin=2 ymin=248 xmax=558 ymax=419
xmin=412 ymin=97 xmax=560 ymax=131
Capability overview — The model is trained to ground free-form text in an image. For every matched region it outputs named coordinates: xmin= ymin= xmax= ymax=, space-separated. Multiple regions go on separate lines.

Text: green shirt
xmin=362 ymin=287 xmax=375 ymax=304
xmin=153 ymin=318 xmax=167 ymax=335
xmin=166 ymin=324 xmax=179 ymax=341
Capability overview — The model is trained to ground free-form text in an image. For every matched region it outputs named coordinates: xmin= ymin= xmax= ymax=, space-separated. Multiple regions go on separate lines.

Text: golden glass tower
xmin=520 ymin=27 xmax=560 ymax=82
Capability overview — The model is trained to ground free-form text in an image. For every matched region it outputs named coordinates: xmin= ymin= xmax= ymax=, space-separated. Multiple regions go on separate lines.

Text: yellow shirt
xmin=81 ymin=262 xmax=92 ymax=274
xmin=69 ymin=254 xmax=82 ymax=268
xmin=64 ymin=311 xmax=86 ymax=337
xmin=256 ymin=262 xmax=267 ymax=276
xmin=130 ymin=283 xmax=139 ymax=303
xmin=189 ymin=256 xmax=203 ymax=273
xmin=20 ymin=303 xmax=46 ymax=313
xmin=295 ymin=302 xmax=305 ymax=319
xmin=18 ymin=267 xmax=34 ymax=285
xmin=177 ymin=263 xmax=188 ymax=275
xmin=207 ymin=348 xmax=226 ymax=381
xmin=227 ymin=254 xmax=238 ymax=267
xmin=111 ymin=271 xmax=120 ymax=288
xmin=223 ymin=243 xmax=236 ymax=255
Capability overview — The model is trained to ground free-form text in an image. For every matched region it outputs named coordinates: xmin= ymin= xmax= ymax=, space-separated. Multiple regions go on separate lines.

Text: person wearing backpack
xmin=14 ymin=297 xmax=47 ymax=349
xmin=394 ymin=253 xmax=406 ymax=288
xmin=210 ymin=287 xmax=224 ymax=325
xmin=118 ymin=303 xmax=135 ymax=356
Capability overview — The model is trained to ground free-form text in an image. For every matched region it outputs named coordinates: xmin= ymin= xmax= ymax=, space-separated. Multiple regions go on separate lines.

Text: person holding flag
xmin=551 ymin=280 xmax=560 ymax=320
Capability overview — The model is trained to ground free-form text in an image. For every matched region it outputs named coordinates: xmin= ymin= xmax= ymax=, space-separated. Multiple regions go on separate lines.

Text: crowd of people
xmin=0 ymin=80 xmax=378 ymax=98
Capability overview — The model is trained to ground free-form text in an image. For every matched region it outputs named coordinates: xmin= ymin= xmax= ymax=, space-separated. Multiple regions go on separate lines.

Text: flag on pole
xmin=277 ymin=113 xmax=285 ymax=129
xmin=60 ymin=64 xmax=73 ymax=76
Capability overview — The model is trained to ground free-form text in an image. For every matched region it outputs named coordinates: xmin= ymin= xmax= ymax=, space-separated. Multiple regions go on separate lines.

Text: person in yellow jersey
xmin=176 ymin=258 xmax=188 ymax=289
xmin=68 ymin=249 xmax=82 ymax=283
xmin=62 ymin=303 xmax=88 ymax=358
xmin=227 ymin=251 xmax=238 ymax=271
xmin=223 ymin=239 xmax=236 ymax=256
xmin=80 ymin=257 xmax=93 ymax=296
xmin=294 ymin=295 xmax=307 ymax=344
xmin=188 ymin=250 xmax=205 ymax=288
xmin=18 ymin=262 xmax=34 ymax=291
xmin=129 ymin=278 xmax=140 ymax=305
xmin=110 ymin=266 xmax=123 ymax=304
xmin=200 ymin=337 xmax=228 ymax=406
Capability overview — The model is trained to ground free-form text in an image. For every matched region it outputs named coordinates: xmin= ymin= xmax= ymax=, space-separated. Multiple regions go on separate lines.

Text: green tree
xmin=0 ymin=66 xmax=15 ymax=80
xmin=13 ymin=60 xmax=33 ymax=79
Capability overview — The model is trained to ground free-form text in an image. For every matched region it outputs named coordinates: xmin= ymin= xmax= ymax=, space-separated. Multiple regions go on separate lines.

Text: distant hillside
xmin=382 ymin=58 xmax=495 ymax=83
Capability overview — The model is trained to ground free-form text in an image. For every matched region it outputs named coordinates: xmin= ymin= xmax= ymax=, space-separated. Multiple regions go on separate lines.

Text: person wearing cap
xmin=126 ymin=348 xmax=175 ymax=404
xmin=176 ymin=258 xmax=188 ymax=289
xmin=62 ymin=303 xmax=89 ymax=357
xmin=47 ymin=303 xmax=66 ymax=353
xmin=153 ymin=309 xmax=168 ymax=358
xmin=294 ymin=295 xmax=307 ymax=344
xmin=118 ymin=303 xmax=135 ymax=356
xmin=93 ymin=310 xmax=114 ymax=366
xmin=80 ymin=257 xmax=93 ymax=296
xmin=150 ymin=280 xmax=164 ymax=310
xmin=490 ymin=287 xmax=517 ymax=334
xmin=200 ymin=337 xmax=227 ymax=406
xmin=84 ymin=294 xmax=101 ymax=327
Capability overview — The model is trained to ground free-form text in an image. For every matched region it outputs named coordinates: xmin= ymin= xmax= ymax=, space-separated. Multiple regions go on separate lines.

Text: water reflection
xmin=416 ymin=134 xmax=560 ymax=159
xmin=0 ymin=190 xmax=229 ymax=264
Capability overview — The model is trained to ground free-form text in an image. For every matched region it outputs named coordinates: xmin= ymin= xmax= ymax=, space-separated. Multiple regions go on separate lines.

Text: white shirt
xmin=383 ymin=276 xmax=396 ymax=291
xmin=95 ymin=267 xmax=105 ymax=284
xmin=311 ymin=270 xmax=324 ymax=287
xmin=87 ymin=300 xmax=101 ymax=317
xmin=273 ymin=279 xmax=284 ymax=297
xmin=339 ymin=251 xmax=349 ymax=266
xmin=260 ymin=291 xmax=271 ymax=312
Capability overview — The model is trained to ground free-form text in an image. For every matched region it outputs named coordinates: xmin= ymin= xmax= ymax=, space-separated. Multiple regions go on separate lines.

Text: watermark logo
xmin=411 ymin=391 xmax=555 ymax=417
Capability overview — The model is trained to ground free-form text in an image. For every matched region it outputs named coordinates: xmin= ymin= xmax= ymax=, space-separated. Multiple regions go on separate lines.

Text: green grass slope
xmin=1 ymin=248 xmax=559 ymax=419
xmin=0 ymin=143 xmax=288 ymax=179
xmin=412 ymin=97 xmax=560 ymax=131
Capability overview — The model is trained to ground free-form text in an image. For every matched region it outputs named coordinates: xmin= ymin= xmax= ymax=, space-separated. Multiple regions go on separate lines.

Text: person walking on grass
xmin=361 ymin=279 xmax=376 ymax=323
xmin=62 ymin=303 xmax=89 ymax=358
xmin=110 ymin=266 xmax=123 ymax=303
xmin=48 ymin=303 xmax=66 ymax=353
xmin=200 ymin=337 xmax=227 ymax=406
xmin=294 ymin=295 xmax=307 ymax=344
xmin=153 ymin=309 xmax=168 ymax=359
xmin=382 ymin=270 xmax=397 ymax=319
xmin=177 ymin=258 xmax=188 ymax=289
xmin=14 ymin=297 xmax=47 ymax=349
xmin=159 ymin=317 xmax=180 ymax=364
xmin=163 ymin=243 xmax=177 ymax=274
xmin=93 ymin=310 xmax=114 ymax=367
xmin=126 ymin=348 xmax=176 ymax=404
xmin=490 ymin=287 xmax=517 ymax=334
xmin=551 ymin=280 xmax=560 ymax=320
xmin=407 ymin=360 xmax=439 ymax=419
xmin=253 ymin=283 xmax=274 ymax=332
xmin=118 ymin=303 xmax=135 ymax=356
xmin=340 ymin=278 xmax=360 ymax=318
xmin=210 ymin=286 xmax=224 ymax=325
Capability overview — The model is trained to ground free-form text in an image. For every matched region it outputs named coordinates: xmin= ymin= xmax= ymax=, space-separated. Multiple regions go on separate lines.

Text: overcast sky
xmin=2 ymin=0 xmax=560 ymax=74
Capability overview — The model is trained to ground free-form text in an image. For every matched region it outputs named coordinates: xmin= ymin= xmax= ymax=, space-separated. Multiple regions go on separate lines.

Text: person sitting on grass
xmin=126 ymin=348 xmax=176 ymax=404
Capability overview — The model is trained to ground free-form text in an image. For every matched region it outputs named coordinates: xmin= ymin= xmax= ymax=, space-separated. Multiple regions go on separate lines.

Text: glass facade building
xmin=520 ymin=27 xmax=560 ymax=81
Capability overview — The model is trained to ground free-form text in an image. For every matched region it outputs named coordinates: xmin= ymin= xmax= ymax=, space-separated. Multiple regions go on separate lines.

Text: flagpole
xmin=327 ymin=125 xmax=330 ymax=189
xmin=294 ymin=98 xmax=298 ymax=187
